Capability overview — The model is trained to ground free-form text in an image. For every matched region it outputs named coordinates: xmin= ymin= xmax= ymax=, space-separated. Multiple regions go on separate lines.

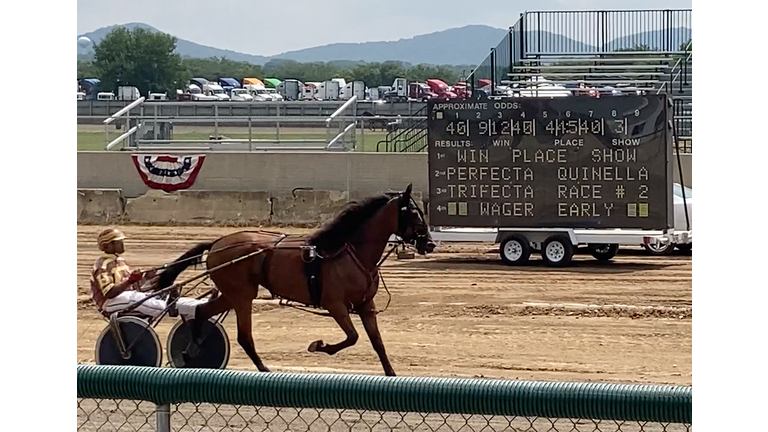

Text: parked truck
xmin=177 ymin=84 xmax=218 ymax=101
xmin=218 ymin=77 xmax=241 ymax=94
xmin=314 ymin=80 xmax=341 ymax=100
xmin=426 ymin=78 xmax=457 ymax=99
xmin=382 ymin=78 xmax=408 ymax=102
xmin=229 ymin=88 xmax=254 ymax=101
xmin=203 ymin=82 xmax=230 ymax=101
xmin=332 ymin=78 xmax=347 ymax=98
xmin=302 ymin=82 xmax=322 ymax=100
xmin=243 ymin=78 xmax=271 ymax=101
xmin=383 ymin=78 xmax=437 ymax=102
xmin=78 ymin=78 xmax=101 ymax=100
xmin=277 ymin=79 xmax=304 ymax=101
xmin=341 ymin=81 xmax=365 ymax=100
xmin=117 ymin=85 xmax=141 ymax=101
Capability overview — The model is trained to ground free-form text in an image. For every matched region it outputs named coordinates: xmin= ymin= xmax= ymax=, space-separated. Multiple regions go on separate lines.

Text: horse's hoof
xmin=307 ymin=340 xmax=323 ymax=353
xmin=173 ymin=354 xmax=186 ymax=368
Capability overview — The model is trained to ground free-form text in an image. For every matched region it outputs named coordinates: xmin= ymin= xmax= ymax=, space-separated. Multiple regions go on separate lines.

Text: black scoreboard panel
xmin=427 ymin=92 xmax=673 ymax=229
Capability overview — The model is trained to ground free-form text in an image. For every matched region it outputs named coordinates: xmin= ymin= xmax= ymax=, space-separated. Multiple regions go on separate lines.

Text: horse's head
xmin=393 ymin=184 xmax=435 ymax=255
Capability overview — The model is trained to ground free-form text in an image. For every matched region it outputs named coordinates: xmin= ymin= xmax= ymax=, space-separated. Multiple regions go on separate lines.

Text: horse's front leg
xmin=357 ymin=299 xmax=395 ymax=376
xmin=307 ymin=304 xmax=358 ymax=355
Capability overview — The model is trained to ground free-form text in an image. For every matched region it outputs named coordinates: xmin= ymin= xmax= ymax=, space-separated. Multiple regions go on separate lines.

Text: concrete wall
xmin=78 ymin=188 xmax=427 ymax=226
xmin=77 ymin=151 xmax=691 ymax=225
xmin=77 ymin=152 xmax=429 ymax=198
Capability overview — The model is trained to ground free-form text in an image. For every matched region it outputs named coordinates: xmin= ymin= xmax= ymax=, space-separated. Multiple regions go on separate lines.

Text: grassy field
xmin=77 ymin=125 xmax=395 ymax=152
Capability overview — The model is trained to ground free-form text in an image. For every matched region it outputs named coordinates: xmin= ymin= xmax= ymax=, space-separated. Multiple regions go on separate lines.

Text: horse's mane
xmin=309 ymin=194 xmax=395 ymax=253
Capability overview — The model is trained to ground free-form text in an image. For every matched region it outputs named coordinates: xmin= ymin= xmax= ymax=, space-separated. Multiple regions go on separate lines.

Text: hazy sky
xmin=77 ymin=0 xmax=693 ymax=57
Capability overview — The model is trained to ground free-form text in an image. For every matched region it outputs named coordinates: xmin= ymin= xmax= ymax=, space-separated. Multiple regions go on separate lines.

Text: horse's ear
xmin=404 ymin=183 xmax=413 ymax=197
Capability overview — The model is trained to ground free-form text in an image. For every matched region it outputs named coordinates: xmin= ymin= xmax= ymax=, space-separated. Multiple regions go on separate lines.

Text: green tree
xmin=93 ymin=27 xmax=185 ymax=95
xmin=77 ymin=60 xmax=98 ymax=79
xmin=350 ymin=61 xmax=408 ymax=87
xmin=181 ymin=57 xmax=264 ymax=82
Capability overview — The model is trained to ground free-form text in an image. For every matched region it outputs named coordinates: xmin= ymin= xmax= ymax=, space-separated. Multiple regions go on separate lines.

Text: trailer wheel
xmin=500 ymin=235 xmax=531 ymax=265
xmin=541 ymin=234 xmax=575 ymax=267
xmin=588 ymin=243 xmax=619 ymax=261
xmin=677 ymin=243 xmax=692 ymax=253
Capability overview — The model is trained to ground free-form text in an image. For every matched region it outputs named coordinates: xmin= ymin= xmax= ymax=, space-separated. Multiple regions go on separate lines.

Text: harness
xmin=282 ymin=240 xmax=401 ymax=317
xmin=286 ymin=194 xmax=424 ymax=315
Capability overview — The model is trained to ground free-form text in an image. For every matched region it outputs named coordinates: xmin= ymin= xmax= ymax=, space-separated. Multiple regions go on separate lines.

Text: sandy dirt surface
xmin=77 ymin=225 xmax=692 ymax=386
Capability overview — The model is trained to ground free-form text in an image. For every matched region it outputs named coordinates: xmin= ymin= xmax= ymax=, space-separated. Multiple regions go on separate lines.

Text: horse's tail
xmin=157 ymin=241 xmax=215 ymax=289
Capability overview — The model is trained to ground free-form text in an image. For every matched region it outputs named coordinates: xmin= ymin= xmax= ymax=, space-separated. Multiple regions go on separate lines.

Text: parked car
xmin=643 ymin=182 xmax=692 ymax=255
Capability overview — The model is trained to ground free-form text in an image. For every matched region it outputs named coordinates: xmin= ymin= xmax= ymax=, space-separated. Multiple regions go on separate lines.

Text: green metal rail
xmin=77 ymin=365 xmax=691 ymax=424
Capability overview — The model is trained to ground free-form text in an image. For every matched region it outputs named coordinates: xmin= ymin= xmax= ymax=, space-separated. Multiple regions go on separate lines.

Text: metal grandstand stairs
xmin=659 ymin=46 xmax=692 ymax=152
xmin=376 ymin=106 xmax=429 ymax=152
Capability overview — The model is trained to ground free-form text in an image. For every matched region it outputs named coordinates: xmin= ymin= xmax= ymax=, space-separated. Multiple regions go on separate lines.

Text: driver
xmin=90 ymin=227 xmax=206 ymax=320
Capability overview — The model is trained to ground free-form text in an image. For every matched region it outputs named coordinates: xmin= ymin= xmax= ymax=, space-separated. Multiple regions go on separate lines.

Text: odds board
xmin=427 ymin=92 xmax=674 ymax=229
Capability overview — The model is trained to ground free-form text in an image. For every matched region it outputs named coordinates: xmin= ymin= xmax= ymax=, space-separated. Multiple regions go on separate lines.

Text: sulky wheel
xmin=643 ymin=241 xmax=676 ymax=255
xmin=588 ymin=243 xmax=619 ymax=261
xmin=95 ymin=316 xmax=162 ymax=367
xmin=541 ymin=234 xmax=576 ymax=267
xmin=167 ymin=318 xmax=230 ymax=369
xmin=499 ymin=235 xmax=531 ymax=265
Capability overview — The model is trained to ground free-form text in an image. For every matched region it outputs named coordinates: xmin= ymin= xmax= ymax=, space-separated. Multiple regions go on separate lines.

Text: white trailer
xmin=315 ymin=81 xmax=340 ymax=100
xmin=341 ymin=81 xmax=366 ymax=100
xmin=428 ymin=226 xmax=690 ymax=267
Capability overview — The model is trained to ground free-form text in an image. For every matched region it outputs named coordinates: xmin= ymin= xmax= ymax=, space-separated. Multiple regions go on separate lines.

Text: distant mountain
xmin=77 ymin=23 xmax=693 ymax=66
xmin=604 ymin=27 xmax=692 ymax=52
xmin=77 ymin=23 xmax=270 ymax=64
xmin=270 ymin=25 xmax=508 ymax=65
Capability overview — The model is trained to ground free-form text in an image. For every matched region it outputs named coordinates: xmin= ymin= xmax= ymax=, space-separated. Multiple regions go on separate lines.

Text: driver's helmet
xmin=97 ymin=228 xmax=126 ymax=251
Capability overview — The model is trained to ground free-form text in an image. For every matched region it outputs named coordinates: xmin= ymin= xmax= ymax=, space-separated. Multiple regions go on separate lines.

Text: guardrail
xmin=92 ymin=114 xmax=427 ymax=152
xmin=325 ymin=95 xmax=358 ymax=149
xmin=77 ymin=100 xmax=427 ymax=121
xmin=103 ymin=96 xmax=145 ymax=150
xmin=77 ymin=365 xmax=692 ymax=432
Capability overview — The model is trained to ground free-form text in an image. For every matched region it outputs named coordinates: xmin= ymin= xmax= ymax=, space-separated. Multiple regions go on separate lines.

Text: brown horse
xmin=157 ymin=184 xmax=434 ymax=376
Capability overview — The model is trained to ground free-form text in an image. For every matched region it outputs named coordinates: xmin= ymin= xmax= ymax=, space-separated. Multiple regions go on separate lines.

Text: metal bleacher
xmin=467 ymin=9 xmax=693 ymax=153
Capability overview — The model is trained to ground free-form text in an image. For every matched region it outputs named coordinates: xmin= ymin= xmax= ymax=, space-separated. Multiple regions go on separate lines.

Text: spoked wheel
xmin=95 ymin=316 xmax=162 ymax=367
xmin=643 ymin=241 xmax=676 ymax=255
xmin=167 ymin=318 xmax=230 ymax=369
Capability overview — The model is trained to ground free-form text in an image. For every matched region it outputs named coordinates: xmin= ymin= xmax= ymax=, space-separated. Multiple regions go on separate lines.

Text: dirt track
xmin=77 ymin=225 xmax=692 ymax=386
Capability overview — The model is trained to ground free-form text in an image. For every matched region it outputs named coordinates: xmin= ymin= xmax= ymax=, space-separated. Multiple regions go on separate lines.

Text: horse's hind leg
xmin=181 ymin=292 xmax=232 ymax=359
xmin=234 ymin=302 xmax=270 ymax=372
xmin=307 ymin=305 xmax=358 ymax=355
xmin=190 ymin=293 xmax=232 ymax=340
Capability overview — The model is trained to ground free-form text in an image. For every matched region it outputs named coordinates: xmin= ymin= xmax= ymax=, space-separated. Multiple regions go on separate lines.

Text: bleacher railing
xmin=77 ymin=365 xmax=692 ymax=432
xmin=469 ymin=9 xmax=692 ymax=91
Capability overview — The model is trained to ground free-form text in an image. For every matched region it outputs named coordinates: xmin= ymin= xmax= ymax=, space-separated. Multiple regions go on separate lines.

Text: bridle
xmin=395 ymin=194 xmax=430 ymax=247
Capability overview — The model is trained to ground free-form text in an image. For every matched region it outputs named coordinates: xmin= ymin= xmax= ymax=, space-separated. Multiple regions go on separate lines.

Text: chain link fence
xmin=77 ymin=398 xmax=692 ymax=432
xmin=77 ymin=366 xmax=692 ymax=432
